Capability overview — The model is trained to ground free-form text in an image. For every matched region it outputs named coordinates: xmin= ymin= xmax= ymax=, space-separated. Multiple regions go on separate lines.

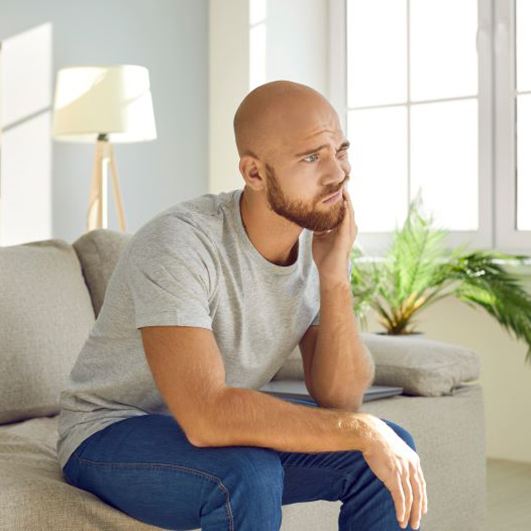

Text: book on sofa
xmin=259 ymin=380 xmax=404 ymax=407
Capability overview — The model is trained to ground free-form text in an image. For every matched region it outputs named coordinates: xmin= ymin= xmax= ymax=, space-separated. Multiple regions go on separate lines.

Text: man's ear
xmin=239 ymin=156 xmax=266 ymax=192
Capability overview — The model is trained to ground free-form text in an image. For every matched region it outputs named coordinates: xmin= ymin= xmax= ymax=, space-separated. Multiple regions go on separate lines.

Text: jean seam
xmin=74 ymin=455 xmax=234 ymax=531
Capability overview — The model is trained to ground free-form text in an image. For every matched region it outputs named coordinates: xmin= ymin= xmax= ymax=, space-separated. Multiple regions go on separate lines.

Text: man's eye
xmin=303 ymin=154 xmax=319 ymax=163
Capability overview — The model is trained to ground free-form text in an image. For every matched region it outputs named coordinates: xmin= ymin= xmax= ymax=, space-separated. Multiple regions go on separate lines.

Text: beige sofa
xmin=0 ymin=229 xmax=486 ymax=530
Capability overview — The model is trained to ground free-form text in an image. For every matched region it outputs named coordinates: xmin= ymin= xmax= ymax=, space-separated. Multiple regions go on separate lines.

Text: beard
xmin=264 ymin=162 xmax=348 ymax=232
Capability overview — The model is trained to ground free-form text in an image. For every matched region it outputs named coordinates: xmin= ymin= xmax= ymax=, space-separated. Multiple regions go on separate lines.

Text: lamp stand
xmin=87 ymin=133 xmax=127 ymax=232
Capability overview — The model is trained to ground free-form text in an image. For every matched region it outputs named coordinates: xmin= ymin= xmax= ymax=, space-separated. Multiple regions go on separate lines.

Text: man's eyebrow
xmin=294 ymin=140 xmax=350 ymax=158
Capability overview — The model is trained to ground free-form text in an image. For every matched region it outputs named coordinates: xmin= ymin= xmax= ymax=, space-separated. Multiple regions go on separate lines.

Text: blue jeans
xmin=62 ymin=404 xmax=419 ymax=530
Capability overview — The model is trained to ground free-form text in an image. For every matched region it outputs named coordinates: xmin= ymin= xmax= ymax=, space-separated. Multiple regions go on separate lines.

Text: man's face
xmin=262 ymin=116 xmax=351 ymax=232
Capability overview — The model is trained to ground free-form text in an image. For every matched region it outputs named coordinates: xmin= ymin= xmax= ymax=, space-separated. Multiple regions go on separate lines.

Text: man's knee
xmin=380 ymin=418 xmax=417 ymax=452
xmin=195 ymin=446 xmax=284 ymax=530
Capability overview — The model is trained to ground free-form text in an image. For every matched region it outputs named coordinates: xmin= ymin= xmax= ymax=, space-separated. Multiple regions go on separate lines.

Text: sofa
xmin=0 ymin=228 xmax=487 ymax=530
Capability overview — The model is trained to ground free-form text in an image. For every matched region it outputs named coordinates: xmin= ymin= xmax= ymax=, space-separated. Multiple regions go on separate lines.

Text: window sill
xmin=354 ymin=257 xmax=531 ymax=277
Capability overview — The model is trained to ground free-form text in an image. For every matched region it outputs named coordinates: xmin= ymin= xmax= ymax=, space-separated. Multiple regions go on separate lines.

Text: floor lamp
xmin=51 ymin=65 xmax=157 ymax=233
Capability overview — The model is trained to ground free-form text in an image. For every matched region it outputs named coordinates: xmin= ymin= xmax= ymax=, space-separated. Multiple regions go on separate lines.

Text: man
xmin=57 ymin=80 xmax=427 ymax=530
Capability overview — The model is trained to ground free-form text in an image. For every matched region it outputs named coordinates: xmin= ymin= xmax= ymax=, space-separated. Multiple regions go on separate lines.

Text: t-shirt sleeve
xmin=125 ymin=217 xmax=217 ymax=330
xmin=310 ymin=259 xmax=353 ymax=326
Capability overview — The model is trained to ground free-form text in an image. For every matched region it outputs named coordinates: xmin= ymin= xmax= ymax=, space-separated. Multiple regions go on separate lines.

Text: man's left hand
xmin=312 ymin=187 xmax=357 ymax=284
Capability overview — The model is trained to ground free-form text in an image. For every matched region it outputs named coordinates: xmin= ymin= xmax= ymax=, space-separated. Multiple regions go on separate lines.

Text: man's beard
xmin=264 ymin=163 xmax=348 ymax=232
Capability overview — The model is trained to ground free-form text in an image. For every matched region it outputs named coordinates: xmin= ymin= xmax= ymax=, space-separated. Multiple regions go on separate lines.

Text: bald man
xmin=57 ymin=80 xmax=427 ymax=531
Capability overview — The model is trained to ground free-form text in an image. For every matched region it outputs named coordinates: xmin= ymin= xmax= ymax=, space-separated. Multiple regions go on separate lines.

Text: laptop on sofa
xmin=260 ymin=380 xmax=403 ymax=407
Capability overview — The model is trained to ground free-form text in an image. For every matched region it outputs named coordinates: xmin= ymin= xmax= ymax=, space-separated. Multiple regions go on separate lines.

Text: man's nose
xmin=322 ymin=155 xmax=349 ymax=186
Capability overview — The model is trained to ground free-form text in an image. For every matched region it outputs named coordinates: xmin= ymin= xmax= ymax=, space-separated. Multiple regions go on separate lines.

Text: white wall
xmin=0 ymin=0 xmax=209 ymax=243
xmin=209 ymin=0 xmax=531 ymax=464
xmin=208 ymin=0 xmax=249 ymax=194
xmin=208 ymin=0 xmax=329 ymax=194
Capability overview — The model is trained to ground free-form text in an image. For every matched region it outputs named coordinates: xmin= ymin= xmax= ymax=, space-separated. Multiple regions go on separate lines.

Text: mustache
xmin=320 ymin=175 xmax=350 ymax=201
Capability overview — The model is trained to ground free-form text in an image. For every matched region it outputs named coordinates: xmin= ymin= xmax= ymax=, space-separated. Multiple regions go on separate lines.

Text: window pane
xmin=347 ymin=107 xmax=408 ymax=232
xmin=410 ymin=0 xmax=477 ymax=101
xmin=250 ymin=23 xmax=266 ymax=90
xmin=517 ymin=94 xmax=531 ymax=230
xmin=517 ymin=0 xmax=531 ymax=92
xmin=250 ymin=0 xmax=267 ymax=25
xmin=410 ymin=99 xmax=478 ymax=231
xmin=346 ymin=0 xmax=407 ymax=108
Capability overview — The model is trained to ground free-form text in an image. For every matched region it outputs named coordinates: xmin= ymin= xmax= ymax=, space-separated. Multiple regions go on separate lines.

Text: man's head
xmin=233 ymin=80 xmax=350 ymax=232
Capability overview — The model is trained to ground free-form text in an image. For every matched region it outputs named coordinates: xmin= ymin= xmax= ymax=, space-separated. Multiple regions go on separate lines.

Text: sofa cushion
xmin=0 ymin=416 xmax=160 ymax=530
xmin=272 ymin=332 xmax=481 ymax=397
xmin=0 ymin=240 xmax=95 ymax=424
xmin=72 ymin=229 xmax=133 ymax=318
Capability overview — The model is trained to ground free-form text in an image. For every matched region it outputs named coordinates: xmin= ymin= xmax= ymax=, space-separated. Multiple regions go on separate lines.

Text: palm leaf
xmin=348 ymin=194 xmax=531 ymax=364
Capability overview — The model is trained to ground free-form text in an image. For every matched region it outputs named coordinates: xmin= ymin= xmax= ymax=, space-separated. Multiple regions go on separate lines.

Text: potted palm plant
xmin=350 ymin=192 xmax=531 ymax=364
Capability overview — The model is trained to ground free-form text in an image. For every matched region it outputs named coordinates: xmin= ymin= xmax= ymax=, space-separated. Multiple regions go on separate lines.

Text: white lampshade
xmin=52 ymin=64 xmax=157 ymax=143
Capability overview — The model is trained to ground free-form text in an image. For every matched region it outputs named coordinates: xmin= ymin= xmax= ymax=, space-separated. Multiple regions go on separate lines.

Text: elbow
xmin=173 ymin=391 xmax=228 ymax=448
xmin=185 ymin=428 xmax=209 ymax=447
xmin=184 ymin=387 xmax=234 ymax=447
xmin=176 ymin=421 xmax=210 ymax=447
xmin=316 ymin=392 xmax=364 ymax=412
xmin=317 ymin=379 xmax=372 ymax=412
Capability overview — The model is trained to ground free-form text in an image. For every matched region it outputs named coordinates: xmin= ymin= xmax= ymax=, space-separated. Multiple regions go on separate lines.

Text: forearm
xmin=195 ymin=386 xmax=372 ymax=453
xmin=311 ymin=278 xmax=375 ymax=410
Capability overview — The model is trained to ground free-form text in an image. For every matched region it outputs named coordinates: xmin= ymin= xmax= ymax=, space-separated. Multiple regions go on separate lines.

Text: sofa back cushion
xmin=0 ymin=240 xmax=95 ymax=424
xmin=72 ymin=229 xmax=133 ymax=318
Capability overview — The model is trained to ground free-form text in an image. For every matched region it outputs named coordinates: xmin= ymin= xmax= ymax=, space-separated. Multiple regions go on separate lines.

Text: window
xmin=496 ymin=0 xmax=531 ymax=251
xmin=329 ymin=0 xmax=531 ymax=257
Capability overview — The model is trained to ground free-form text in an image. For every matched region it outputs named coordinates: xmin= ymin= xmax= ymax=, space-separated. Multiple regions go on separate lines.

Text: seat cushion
xmin=0 ymin=240 xmax=95 ymax=424
xmin=273 ymin=332 xmax=481 ymax=397
xmin=0 ymin=416 xmax=161 ymax=530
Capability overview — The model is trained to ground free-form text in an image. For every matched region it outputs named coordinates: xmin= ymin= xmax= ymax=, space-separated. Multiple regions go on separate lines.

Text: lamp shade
xmin=52 ymin=65 xmax=157 ymax=143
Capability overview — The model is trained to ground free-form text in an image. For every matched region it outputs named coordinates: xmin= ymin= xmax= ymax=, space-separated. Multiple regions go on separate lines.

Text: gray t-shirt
xmin=56 ymin=188 xmax=324 ymax=469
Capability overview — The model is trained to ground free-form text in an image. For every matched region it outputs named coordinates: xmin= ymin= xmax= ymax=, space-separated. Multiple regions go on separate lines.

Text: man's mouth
xmin=321 ymin=190 xmax=342 ymax=204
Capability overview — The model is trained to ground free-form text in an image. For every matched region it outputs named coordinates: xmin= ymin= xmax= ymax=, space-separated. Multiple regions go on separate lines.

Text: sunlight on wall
xmin=0 ymin=22 xmax=52 ymax=246
xmin=249 ymin=0 xmax=267 ymax=90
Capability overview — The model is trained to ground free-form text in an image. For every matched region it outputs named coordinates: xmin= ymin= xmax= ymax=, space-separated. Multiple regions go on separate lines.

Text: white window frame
xmin=494 ymin=0 xmax=531 ymax=254
xmin=328 ymin=0 xmax=530 ymax=259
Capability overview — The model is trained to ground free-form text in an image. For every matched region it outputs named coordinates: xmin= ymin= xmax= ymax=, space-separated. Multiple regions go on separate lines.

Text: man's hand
xmin=312 ymin=187 xmax=357 ymax=283
xmin=357 ymin=414 xmax=428 ymax=530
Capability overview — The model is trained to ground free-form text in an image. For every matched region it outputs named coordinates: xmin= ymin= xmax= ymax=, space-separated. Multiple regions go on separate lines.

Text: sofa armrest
xmin=272 ymin=332 xmax=481 ymax=397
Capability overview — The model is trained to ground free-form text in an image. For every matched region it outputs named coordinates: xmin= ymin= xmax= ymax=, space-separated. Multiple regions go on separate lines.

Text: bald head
xmin=233 ymin=80 xmax=337 ymax=160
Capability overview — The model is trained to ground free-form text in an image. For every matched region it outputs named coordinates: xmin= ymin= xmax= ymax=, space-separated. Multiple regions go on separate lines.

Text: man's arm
xmin=307 ymin=187 xmax=375 ymax=411
xmin=304 ymin=280 xmax=375 ymax=412
xmin=141 ymin=324 xmax=426 ymax=530
xmin=141 ymin=325 xmax=374 ymax=453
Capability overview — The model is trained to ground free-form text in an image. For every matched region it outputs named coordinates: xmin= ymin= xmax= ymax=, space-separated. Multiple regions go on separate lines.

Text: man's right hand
xmin=356 ymin=413 xmax=428 ymax=530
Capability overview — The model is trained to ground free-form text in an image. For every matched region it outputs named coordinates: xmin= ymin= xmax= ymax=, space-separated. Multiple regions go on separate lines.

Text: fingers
xmin=390 ymin=475 xmax=406 ymax=528
xmin=399 ymin=466 xmax=413 ymax=529
xmin=419 ymin=463 xmax=428 ymax=514
xmin=407 ymin=463 xmax=422 ymax=529
xmin=404 ymin=458 xmax=428 ymax=530
xmin=342 ymin=188 xmax=357 ymax=241
xmin=390 ymin=456 xmax=427 ymax=530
